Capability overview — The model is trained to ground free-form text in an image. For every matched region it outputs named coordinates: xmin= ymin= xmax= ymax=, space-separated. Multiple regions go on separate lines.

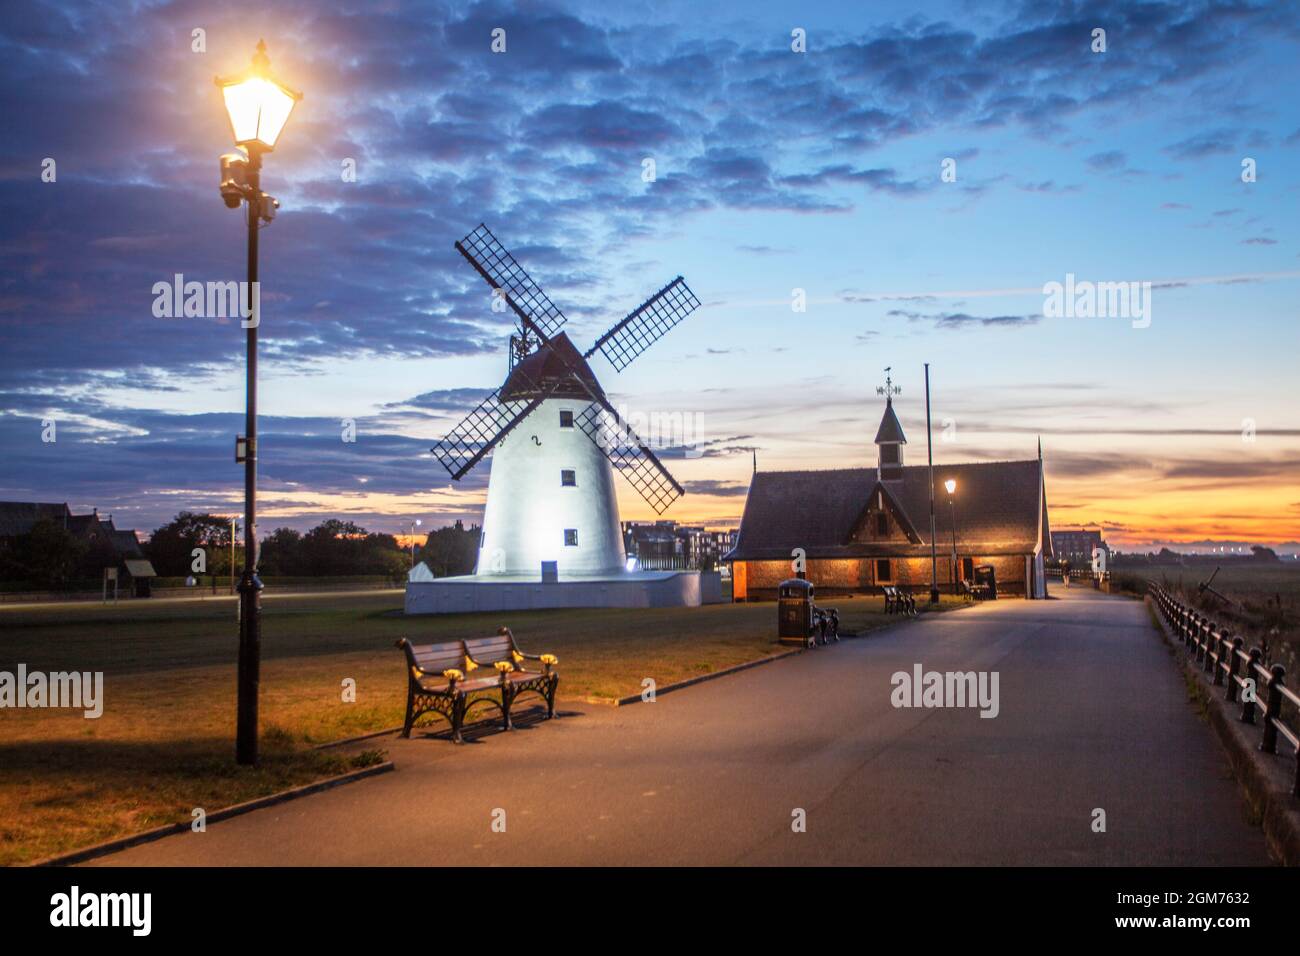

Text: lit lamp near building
xmin=215 ymin=40 xmax=302 ymax=766
xmin=408 ymin=519 xmax=423 ymax=568
xmin=944 ymin=478 xmax=958 ymax=591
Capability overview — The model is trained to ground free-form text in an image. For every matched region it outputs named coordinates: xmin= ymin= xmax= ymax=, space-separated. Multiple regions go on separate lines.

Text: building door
xmin=732 ymin=562 xmax=747 ymax=602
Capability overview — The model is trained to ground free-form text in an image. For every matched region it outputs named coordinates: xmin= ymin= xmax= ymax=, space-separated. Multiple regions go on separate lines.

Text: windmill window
xmin=875 ymin=513 xmax=888 ymax=536
xmin=559 ymin=409 xmax=574 ymax=428
xmin=564 ymin=529 xmax=579 ymax=547
xmin=880 ymin=444 xmax=900 ymax=464
xmin=561 ymin=469 xmax=576 ymax=487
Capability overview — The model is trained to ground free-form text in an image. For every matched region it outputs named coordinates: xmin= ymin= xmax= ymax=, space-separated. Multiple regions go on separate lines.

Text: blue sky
xmin=1 ymin=0 xmax=1297 ymax=550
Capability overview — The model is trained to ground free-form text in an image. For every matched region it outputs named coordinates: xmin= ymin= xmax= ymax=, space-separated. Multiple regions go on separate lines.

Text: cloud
xmin=886 ymin=309 xmax=1041 ymax=329
xmin=1085 ymin=150 xmax=1127 ymax=171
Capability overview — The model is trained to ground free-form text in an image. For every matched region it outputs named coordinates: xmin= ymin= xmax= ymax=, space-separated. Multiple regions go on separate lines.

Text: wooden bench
xmin=883 ymin=585 xmax=916 ymax=616
xmin=395 ymin=638 xmax=505 ymax=743
xmin=463 ymin=627 xmax=559 ymax=729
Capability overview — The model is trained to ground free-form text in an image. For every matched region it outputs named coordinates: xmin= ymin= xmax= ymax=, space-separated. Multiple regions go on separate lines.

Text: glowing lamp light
xmin=216 ymin=40 xmax=302 ymax=151
xmin=944 ymin=479 xmax=957 ymax=495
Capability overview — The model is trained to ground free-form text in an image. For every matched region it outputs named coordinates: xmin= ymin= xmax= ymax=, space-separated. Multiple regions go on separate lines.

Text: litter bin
xmin=778 ymin=578 xmax=814 ymax=645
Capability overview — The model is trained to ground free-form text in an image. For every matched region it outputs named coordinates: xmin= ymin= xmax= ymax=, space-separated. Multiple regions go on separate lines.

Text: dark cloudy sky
xmin=1 ymin=0 xmax=1298 ymax=551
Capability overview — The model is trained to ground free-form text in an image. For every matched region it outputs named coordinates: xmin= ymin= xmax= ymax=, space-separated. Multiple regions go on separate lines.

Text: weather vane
xmin=876 ymin=367 xmax=901 ymax=400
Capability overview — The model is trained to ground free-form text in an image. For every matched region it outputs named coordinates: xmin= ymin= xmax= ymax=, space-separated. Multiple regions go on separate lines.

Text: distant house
xmin=1050 ymin=529 xmax=1107 ymax=566
xmin=0 ymin=501 xmax=155 ymax=591
xmin=725 ymin=396 xmax=1052 ymax=599
xmin=0 ymin=501 xmax=73 ymax=537
xmin=622 ymin=520 xmax=736 ymax=570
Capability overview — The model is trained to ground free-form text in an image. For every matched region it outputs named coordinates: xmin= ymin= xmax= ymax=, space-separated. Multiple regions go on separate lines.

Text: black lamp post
xmin=945 ymin=479 xmax=958 ymax=592
xmin=215 ymin=40 xmax=301 ymax=765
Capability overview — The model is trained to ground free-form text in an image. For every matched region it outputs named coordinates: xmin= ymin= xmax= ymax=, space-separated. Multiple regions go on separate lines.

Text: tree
xmin=421 ymin=520 xmax=480 ymax=577
xmin=18 ymin=519 xmax=87 ymax=590
xmin=258 ymin=527 xmax=303 ymax=576
xmin=1250 ymin=545 xmax=1280 ymax=563
xmin=145 ymin=512 xmax=235 ymax=577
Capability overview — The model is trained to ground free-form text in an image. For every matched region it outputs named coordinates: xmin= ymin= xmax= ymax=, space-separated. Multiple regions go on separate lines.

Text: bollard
xmin=1261 ymin=664 xmax=1286 ymax=755
xmin=1241 ymin=649 xmax=1262 ymax=724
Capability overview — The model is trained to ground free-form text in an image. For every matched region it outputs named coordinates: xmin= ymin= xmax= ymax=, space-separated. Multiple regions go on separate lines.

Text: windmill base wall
xmin=405 ymin=570 xmax=722 ymax=615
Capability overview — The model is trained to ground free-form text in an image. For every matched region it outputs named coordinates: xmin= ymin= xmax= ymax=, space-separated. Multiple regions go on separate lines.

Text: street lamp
xmin=216 ymin=40 xmax=301 ymax=766
xmin=944 ymin=479 xmax=958 ymax=592
xmin=408 ymin=519 xmax=423 ymax=568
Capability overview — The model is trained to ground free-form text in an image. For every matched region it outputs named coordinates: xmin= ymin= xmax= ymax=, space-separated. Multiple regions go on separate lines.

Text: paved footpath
xmin=93 ymin=588 xmax=1271 ymax=865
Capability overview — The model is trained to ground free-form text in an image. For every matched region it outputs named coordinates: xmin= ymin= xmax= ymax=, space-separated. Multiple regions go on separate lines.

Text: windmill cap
xmin=500 ymin=332 xmax=605 ymax=401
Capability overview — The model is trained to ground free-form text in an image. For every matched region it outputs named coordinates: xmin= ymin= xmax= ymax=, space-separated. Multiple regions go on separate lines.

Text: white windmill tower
xmin=429 ymin=224 xmax=701 ymax=581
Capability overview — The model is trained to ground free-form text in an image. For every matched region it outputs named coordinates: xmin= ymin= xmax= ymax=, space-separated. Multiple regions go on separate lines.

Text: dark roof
xmin=500 ymin=332 xmax=605 ymax=401
xmin=0 ymin=501 xmax=70 ymax=537
xmin=110 ymin=529 xmax=144 ymax=558
xmin=873 ymin=399 xmax=907 ymax=444
xmin=727 ymin=459 xmax=1045 ymax=561
xmin=66 ymin=513 xmax=102 ymax=535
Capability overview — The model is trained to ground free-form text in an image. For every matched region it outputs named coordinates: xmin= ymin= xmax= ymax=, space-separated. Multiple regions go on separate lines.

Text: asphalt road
xmin=93 ymin=588 xmax=1270 ymax=865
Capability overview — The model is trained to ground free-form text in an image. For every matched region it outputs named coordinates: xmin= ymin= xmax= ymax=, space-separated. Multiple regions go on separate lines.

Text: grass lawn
xmin=0 ymin=590 xmax=963 ymax=865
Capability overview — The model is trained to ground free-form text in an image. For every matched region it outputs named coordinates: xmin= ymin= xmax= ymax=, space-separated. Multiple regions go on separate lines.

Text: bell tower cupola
xmin=874 ymin=368 xmax=906 ymax=482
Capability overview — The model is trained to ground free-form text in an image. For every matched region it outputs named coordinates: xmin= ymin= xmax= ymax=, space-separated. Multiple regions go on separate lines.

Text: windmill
xmin=430 ymin=224 xmax=701 ymax=578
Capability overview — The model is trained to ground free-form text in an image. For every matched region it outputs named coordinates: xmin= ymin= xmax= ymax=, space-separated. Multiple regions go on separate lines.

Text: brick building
xmin=725 ymin=395 xmax=1052 ymax=599
xmin=1049 ymin=529 xmax=1106 ymax=566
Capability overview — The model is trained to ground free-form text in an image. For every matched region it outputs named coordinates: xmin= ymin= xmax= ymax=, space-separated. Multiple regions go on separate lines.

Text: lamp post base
xmin=235 ymin=570 xmax=264 ymax=765
xmin=929 ymin=587 xmax=941 ymax=604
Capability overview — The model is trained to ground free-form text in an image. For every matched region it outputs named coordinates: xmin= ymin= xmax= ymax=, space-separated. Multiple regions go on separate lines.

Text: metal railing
xmin=1053 ymin=569 xmax=1111 ymax=589
xmin=1150 ymin=583 xmax=1300 ymax=797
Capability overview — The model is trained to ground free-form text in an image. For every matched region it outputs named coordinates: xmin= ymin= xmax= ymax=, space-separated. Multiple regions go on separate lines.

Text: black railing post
xmin=1261 ymin=664 xmax=1285 ymax=755
xmin=1204 ymin=621 xmax=1217 ymax=674
xmin=1212 ymin=630 xmax=1228 ymax=685
xmin=1193 ymin=614 xmax=1205 ymax=663
xmin=1241 ymin=649 xmax=1262 ymax=724
xmin=1225 ymin=637 xmax=1243 ymax=702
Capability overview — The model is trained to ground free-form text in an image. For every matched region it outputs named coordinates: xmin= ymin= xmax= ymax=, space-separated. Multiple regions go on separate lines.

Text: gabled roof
xmin=110 ymin=529 xmax=144 ymax=558
xmin=0 ymin=501 xmax=70 ymax=537
xmin=500 ymin=332 xmax=605 ymax=402
xmin=727 ymin=459 xmax=1045 ymax=561
xmin=66 ymin=513 xmax=102 ymax=535
xmin=873 ymin=398 xmax=907 ymax=444
xmin=847 ymin=481 xmax=924 ymax=544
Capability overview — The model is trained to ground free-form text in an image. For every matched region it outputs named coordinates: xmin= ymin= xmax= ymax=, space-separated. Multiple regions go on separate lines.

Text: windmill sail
xmin=585 ymin=277 xmax=701 ymax=371
xmin=575 ymin=400 xmax=685 ymax=515
xmin=430 ymin=389 xmax=549 ymax=481
xmin=455 ymin=223 xmax=568 ymax=341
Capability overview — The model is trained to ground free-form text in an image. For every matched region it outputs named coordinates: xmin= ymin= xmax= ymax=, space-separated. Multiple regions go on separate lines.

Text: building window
xmin=880 ymin=444 xmax=900 ymax=464
xmin=559 ymin=409 xmax=574 ymax=428
xmin=564 ymin=529 xmax=578 ymax=547
xmin=876 ymin=559 xmax=892 ymax=582
xmin=875 ymin=513 xmax=888 ymax=536
xmin=561 ymin=469 xmax=576 ymax=487
xmin=962 ymin=557 xmax=974 ymax=580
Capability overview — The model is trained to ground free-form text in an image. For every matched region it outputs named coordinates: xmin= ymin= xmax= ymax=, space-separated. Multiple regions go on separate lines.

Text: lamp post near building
xmin=215 ymin=40 xmax=302 ymax=766
xmin=945 ymin=478 xmax=958 ymax=591
xmin=408 ymin=519 xmax=422 ymax=568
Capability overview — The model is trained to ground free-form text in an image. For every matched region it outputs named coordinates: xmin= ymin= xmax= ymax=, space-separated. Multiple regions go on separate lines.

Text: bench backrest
xmin=399 ymin=639 xmax=467 ymax=676
xmin=883 ymin=585 xmax=897 ymax=597
xmin=465 ymin=633 xmax=515 ymax=667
